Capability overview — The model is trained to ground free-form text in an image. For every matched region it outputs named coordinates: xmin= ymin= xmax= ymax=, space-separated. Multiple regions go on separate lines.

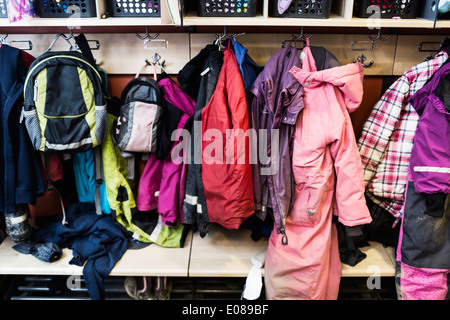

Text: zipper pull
xmin=280 ymin=217 xmax=288 ymax=245
xmin=33 ymin=79 xmax=38 ymax=102
xmin=280 ymin=228 xmax=288 ymax=245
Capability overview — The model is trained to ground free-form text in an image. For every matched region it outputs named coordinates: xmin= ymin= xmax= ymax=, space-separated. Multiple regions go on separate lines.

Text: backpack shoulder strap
xmin=75 ymin=33 xmax=96 ymax=66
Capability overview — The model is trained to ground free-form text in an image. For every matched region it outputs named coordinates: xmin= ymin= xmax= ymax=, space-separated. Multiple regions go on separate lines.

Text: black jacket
xmin=177 ymin=44 xmax=223 ymax=237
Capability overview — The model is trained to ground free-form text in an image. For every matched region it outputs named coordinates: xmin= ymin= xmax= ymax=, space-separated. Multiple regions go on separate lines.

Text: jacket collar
xmin=250 ymin=44 xmax=302 ymax=115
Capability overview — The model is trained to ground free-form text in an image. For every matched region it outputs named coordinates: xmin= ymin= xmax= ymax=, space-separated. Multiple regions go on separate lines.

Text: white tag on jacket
xmin=201 ymin=67 xmax=210 ymax=76
xmin=300 ymin=51 xmax=306 ymax=63
xmin=242 ymin=249 xmax=267 ymax=300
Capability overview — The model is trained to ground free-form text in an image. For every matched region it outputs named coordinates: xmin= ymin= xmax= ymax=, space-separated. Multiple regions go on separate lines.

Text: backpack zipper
xmin=33 ymin=79 xmax=38 ymax=102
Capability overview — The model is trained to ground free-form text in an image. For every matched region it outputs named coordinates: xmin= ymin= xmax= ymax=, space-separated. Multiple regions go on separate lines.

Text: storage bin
xmin=353 ymin=0 xmax=420 ymax=19
xmin=107 ymin=0 xmax=160 ymax=17
xmin=36 ymin=0 xmax=97 ymax=18
xmin=197 ymin=0 xmax=257 ymax=17
xmin=0 ymin=0 xmax=7 ymax=18
xmin=269 ymin=0 xmax=332 ymax=19
xmin=419 ymin=0 xmax=450 ymax=20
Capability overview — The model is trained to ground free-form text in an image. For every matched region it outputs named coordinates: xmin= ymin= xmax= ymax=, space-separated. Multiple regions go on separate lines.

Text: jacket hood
xmin=289 ymin=47 xmax=364 ymax=113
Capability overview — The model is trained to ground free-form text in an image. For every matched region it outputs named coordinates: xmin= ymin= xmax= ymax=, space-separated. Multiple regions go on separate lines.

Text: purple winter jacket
xmin=408 ymin=62 xmax=450 ymax=194
xmin=249 ymin=44 xmax=304 ymax=236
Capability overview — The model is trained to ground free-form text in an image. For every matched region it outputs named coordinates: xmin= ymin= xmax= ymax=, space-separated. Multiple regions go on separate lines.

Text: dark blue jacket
xmin=231 ymin=37 xmax=263 ymax=107
xmin=0 ymin=45 xmax=46 ymax=214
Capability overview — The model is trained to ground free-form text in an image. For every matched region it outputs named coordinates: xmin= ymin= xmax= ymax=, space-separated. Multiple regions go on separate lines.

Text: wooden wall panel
xmin=190 ymin=33 xmax=396 ymax=75
xmin=394 ymin=35 xmax=449 ymax=75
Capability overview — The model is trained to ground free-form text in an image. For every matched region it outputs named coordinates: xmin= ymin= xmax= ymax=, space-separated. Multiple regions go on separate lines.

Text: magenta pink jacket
xmin=137 ymin=76 xmax=195 ymax=226
xmin=264 ymin=46 xmax=372 ymax=300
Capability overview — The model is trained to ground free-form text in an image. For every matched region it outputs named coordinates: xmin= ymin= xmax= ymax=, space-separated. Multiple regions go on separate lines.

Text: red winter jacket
xmin=201 ymin=48 xmax=254 ymax=229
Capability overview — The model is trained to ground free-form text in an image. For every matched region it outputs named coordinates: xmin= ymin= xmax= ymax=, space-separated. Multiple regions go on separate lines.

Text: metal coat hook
xmin=353 ymin=54 xmax=374 ymax=68
xmin=136 ymin=26 xmax=160 ymax=40
xmin=48 ymin=30 xmax=99 ymax=52
xmin=367 ymin=28 xmax=391 ymax=42
xmin=292 ymin=26 xmax=314 ymax=41
xmin=214 ymin=26 xmax=227 ymax=39
xmin=148 ymin=53 xmax=166 ymax=73
xmin=231 ymin=32 xmax=245 ymax=42
xmin=48 ymin=33 xmax=76 ymax=51
xmin=214 ymin=26 xmax=228 ymax=51
xmin=282 ymin=27 xmax=313 ymax=49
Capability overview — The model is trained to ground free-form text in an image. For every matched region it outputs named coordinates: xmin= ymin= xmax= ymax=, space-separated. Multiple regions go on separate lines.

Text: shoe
xmin=124 ymin=276 xmax=154 ymax=300
xmin=5 ymin=205 xmax=31 ymax=242
xmin=153 ymin=276 xmax=172 ymax=300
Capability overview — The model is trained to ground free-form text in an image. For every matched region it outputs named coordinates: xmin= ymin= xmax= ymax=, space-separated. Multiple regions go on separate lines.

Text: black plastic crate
xmin=36 ymin=0 xmax=97 ymax=18
xmin=419 ymin=0 xmax=450 ymax=20
xmin=269 ymin=0 xmax=332 ymax=19
xmin=107 ymin=0 xmax=160 ymax=17
xmin=353 ymin=0 xmax=420 ymax=19
xmin=0 ymin=0 xmax=7 ymax=18
xmin=197 ymin=0 xmax=257 ymax=17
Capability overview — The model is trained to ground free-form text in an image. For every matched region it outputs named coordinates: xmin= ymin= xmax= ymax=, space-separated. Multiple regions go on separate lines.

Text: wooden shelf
xmin=188 ymin=227 xmax=269 ymax=278
xmin=0 ymin=232 xmax=192 ymax=277
xmin=183 ymin=13 xmax=436 ymax=29
xmin=188 ymin=226 xmax=396 ymax=278
xmin=0 ymin=17 xmax=163 ymax=27
xmin=341 ymin=242 xmax=396 ymax=277
xmin=0 ymin=16 xmax=443 ymax=29
xmin=0 ymin=226 xmax=395 ymax=279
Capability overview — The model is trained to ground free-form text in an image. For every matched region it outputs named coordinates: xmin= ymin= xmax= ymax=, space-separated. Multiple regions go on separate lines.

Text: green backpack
xmin=22 ymin=34 xmax=106 ymax=154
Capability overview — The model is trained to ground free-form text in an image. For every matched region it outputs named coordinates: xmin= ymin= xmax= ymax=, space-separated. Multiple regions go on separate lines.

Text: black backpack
xmin=112 ymin=62 xmax=163 ymax=153
xmin=22 ymin=34 xmax=107 ymax=154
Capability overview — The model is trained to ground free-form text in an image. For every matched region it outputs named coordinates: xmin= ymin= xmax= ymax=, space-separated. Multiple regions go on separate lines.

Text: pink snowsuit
xmin=264 ymin=45 xmax=372 ymax=300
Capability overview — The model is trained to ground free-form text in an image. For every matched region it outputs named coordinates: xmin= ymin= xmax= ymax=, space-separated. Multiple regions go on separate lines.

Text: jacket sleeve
xmin=158 ymin=155 xmax=182 ymax=227
xmin=329 ymin=109 xmax=372 ymax=227
xmin=136 ymin=153 xmax=162 ymax=212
